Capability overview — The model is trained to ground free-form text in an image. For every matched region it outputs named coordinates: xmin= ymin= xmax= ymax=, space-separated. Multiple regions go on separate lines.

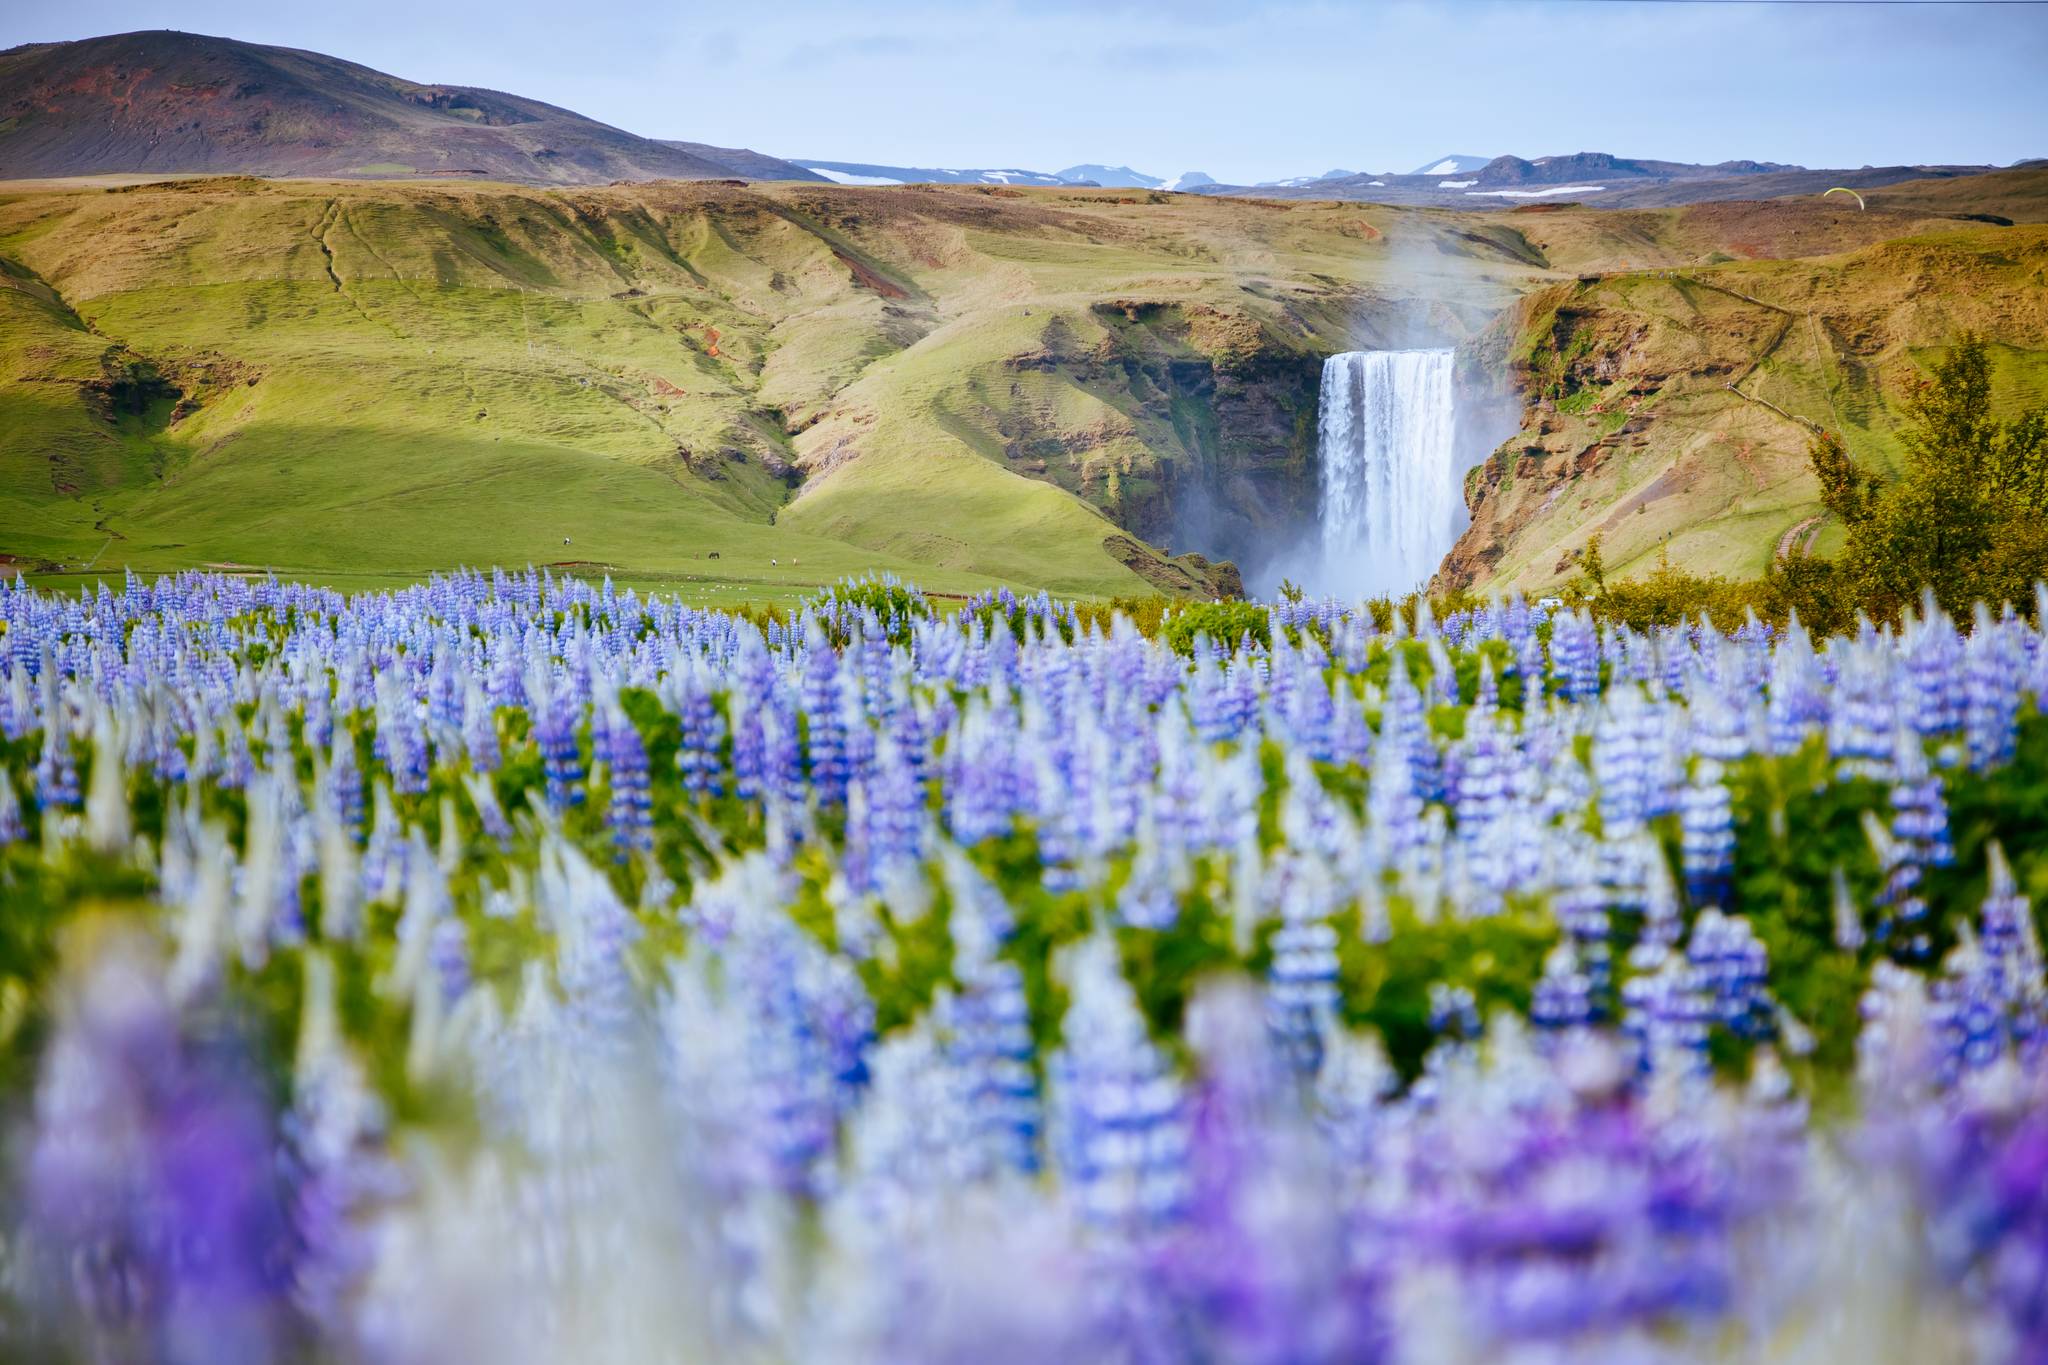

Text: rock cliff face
xmin=1437 ymin=226 xmax=2048 ymax=594
xmin=919 ymin=287 xmax=1507 ymax=595
xmin=1077 ymin=302 xmax=1324 ymax=576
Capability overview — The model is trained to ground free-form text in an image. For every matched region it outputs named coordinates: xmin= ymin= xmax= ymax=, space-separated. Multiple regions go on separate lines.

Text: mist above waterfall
xmin=1309 ymin=348 xmax=1463 ymax=600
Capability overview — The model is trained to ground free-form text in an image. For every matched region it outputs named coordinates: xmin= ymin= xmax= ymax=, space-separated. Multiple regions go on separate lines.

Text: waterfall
xmin=1316 ymin=348 xmax=1461 ymax=599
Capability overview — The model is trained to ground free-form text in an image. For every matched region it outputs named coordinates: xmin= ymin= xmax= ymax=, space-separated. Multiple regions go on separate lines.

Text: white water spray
xmin=1315 ymin=348 xmax=1461 ymax=599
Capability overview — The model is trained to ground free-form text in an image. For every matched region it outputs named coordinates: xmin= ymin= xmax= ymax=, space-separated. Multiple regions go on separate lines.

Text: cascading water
xmin=1315 ymin=348 xmax=1461 ymax=599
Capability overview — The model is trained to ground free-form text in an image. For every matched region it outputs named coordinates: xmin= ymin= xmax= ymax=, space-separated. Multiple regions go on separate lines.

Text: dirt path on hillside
xmin=1776 ymin=515 xmax=1821 ymax=561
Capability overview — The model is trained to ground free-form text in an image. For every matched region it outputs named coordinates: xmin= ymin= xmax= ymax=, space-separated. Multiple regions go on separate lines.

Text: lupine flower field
xmin=5 ymin=568 xmax=2048 ymax=1363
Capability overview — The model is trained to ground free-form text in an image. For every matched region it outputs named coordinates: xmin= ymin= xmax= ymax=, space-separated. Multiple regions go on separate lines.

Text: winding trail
xmin=1724 ymin=382 xmax=1827 ymax=437
xmin=1776 ymin=514 xmax=1822 ymax=562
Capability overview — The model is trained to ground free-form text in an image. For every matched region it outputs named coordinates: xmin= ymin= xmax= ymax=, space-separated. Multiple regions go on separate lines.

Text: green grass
xmin=6 ymin=174 xmax=2046 ymax=601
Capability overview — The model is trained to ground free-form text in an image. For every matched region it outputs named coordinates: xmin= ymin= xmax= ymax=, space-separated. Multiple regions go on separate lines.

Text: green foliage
xmin=1556 ymin=388 xmax=1602 ymax=417
xmin=1073 ymin=595 xmax=1173 ymax=637
xmin=1117 ymin=895 xmax=1240 ymax=1047
xmin=860 ymin=897 xmax=956 ymax=1036
xmin=0 ymin=848 xmax=158 ymax=1096
xmin=1336 ymin=901 xmax=1559 ymax=1081
xmin=1809 ymin=333 xmax=2048 ymax=621
xmin=1566 ymin=537 xmax=1856 ymax=636
xmin=803 ymin=576 xmax=935 ymax=646
xmin=1159 ymin=601 xmax=1272 ymax=654
xmin=1581 ymin=532 xmax=1607 ymax=593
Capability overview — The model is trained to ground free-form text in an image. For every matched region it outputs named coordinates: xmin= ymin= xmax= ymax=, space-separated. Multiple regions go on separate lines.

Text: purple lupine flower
xmin=1828 ymin=641 xmax=1897 ymax=782
xmin=1532 ymin=941 xmax=1596 ymax=1031
xmin=1879 ymin=727 xmax=1954 ymax=960
xmin=282 ymin=954 xmax=402 ymax=1341
xmin=430 ymin=915 xmax=471 ymax=1003
xmin=542 ymin=837 xmax=642 ymax=1042
xmin=1679 ymin=760 xmax=1736 ymax=908
xmin=374 ymin=671 xmax=429 ymax=797
xmin=600 ymin=697 xmax=654 ymax=858
xmin=1593 ymin=686 xmax=1655 ymax=838
xmin=1550 ymin=609 xmax=1600 ymax=702
xmin=1928 ymin=843 xmax=2044 ymax=1077
xmin=461 ymin=677 xmax=500 ymax=774
xmin=1963 ymin=604 xmax=2021 ymax=774
xmin=1427 ymin=981 xmax=1481 ymax=1043
xmin=944 ymin=855 xmax=1041 ymax=1176
xmin=1553 ymin=844 xmax=1615 ymax=1019
xmin=529 ymin=667 xmax=585 ymax=809
xmin=1050 ymin=939 xmax=1188 ymax=1233
xmin=0 ymin=770 xmax=23 ymax=843
xmin=1622 ymin=947 xmax=1710 ymax=1075
xmin=1687 ymin=908 xmax=1776 ymax=1041
xmin=673 ymin=660 xmax=726 ymax=799
xmin=1379 ymin=655 xmax=1443 ymax=802
xmin=1161 ymin=981 xmax=1380 ymax=1364
xmin=802 ymin=636 xmax=849 ymax=808
xmin=20 ymin=929 xmax=304 ymax=1362
xmin=1267 ymin=867 xmax=1341 ymax=1074
xmin=35 ymin=712 xmax=80 ymax=810
xmin=1900 ymin=601 xmax=1965 ymax=740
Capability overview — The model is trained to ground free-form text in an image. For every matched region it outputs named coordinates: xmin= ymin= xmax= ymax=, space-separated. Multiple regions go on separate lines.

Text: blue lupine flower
xmin=1051 ymin=939 xmax=1188 ymax=1233
xmin=1679 ymin=761 xmax=1736 ymax=908
xmin=599 ymin=697 xmax=654 ymax=858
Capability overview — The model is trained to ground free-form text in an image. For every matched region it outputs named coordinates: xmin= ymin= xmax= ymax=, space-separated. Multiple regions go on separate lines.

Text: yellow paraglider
xmin=1823 ymin=186 xmax=1866 ymax=211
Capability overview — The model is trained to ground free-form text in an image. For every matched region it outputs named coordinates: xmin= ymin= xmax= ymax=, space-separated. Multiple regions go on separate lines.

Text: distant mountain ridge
xmin=1055 ymin=164 xmax=1161 ymax=188
xmin=2 ymin=32 xmax=2026 ymax=215
xmin=1411 ymin=155 xmax=1491 ymax=176
xmin=0 ymin=30 xmax=822 ymax=184
xmin=799 ymin=161 xmax=1072 ymax=187
xmin=1469 ymin=152 xmax=1799 ymax=185
xmin=1205 ymin=151 xmax=2021 ymax=207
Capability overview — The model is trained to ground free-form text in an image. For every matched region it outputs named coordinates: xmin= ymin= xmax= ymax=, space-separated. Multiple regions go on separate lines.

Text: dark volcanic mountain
xmin=0 ymin=30 xmax=822 ymax=184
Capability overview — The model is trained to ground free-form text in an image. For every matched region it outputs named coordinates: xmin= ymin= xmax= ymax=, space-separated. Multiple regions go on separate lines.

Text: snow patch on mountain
xmin=1258 ymin=167 xmax=1359 ymax=188
xmin=1055 ymin=164 xmax=1162 ymax=188
xmin=1465 ymin=184 xmax=1607 ymax=199
xmin=1411 ymin=154 xmax=1491 ymax=176
xmin=799 ymin=160 xmax=1069 ymax=187
xmin=807 ymin=167 xmax=904 ymax=186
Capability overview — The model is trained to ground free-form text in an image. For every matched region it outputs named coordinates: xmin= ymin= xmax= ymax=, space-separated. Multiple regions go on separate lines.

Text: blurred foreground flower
xmin=16 ymin=920 xmax=302 ymax=1363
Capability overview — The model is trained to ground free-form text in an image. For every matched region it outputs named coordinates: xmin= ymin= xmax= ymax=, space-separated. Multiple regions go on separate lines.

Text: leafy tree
xmin=1580 ymin=532 xmax=1607 ymax=593
xmin=1809 ymin=333 xmax=2048 ymax=620
xmin=1808 ymin=430 xmax=1877 ymax=527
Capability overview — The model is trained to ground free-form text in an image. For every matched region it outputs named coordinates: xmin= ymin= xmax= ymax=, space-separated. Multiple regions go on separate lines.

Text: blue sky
xmin=6 ymin=1 xmax=2045 ymax=181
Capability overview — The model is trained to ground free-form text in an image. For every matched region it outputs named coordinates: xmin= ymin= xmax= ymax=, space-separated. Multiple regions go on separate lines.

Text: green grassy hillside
xmin=1443 ymin=202 xmax=2048 ymax=594
xmin=4 ymin=171 xmax=2042 ymax=600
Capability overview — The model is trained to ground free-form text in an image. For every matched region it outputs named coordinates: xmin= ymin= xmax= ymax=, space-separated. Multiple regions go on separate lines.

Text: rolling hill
xmin=0 ymin=30 xmax=821 ymax=185
xmin=4 ymin=166 xmax=2044 ymax=602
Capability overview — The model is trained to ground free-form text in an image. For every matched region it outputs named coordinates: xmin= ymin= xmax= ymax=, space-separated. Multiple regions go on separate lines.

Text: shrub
xmin=1809 ymin=333 xmax=2048 ymax=622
